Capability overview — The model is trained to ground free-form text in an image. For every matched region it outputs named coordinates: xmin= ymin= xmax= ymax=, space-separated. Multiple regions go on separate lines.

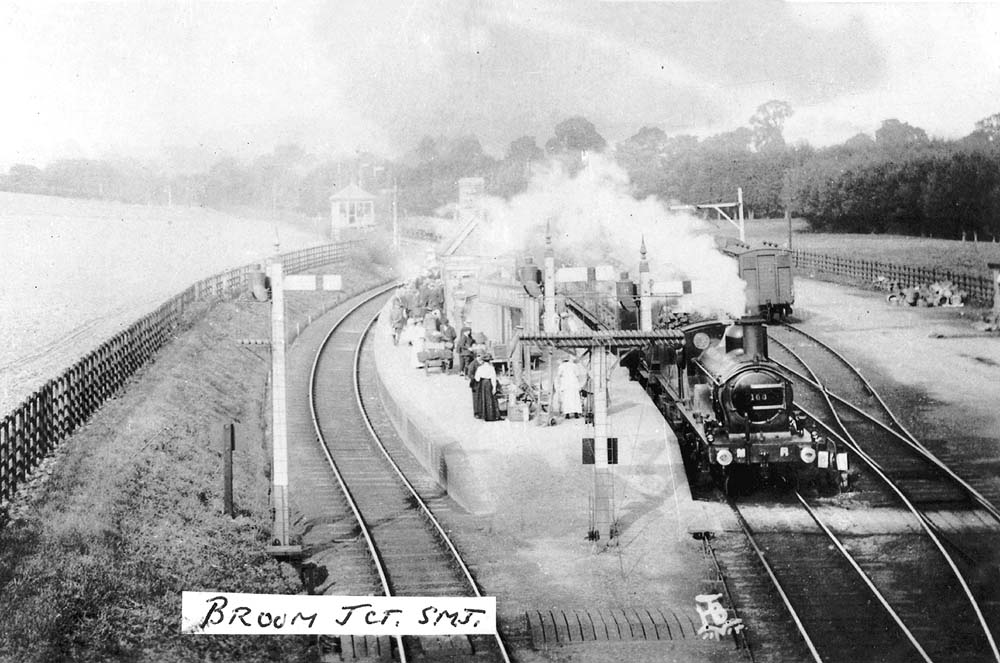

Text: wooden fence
xmin=0 ymin=241 xmax=357 ymax=504
xmin=793 ymin=250 xmax=994 ymax=306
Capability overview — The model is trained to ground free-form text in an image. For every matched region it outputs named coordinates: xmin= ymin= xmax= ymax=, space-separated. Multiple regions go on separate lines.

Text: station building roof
xmin=329 ymin=183 xmax=375 ymax=201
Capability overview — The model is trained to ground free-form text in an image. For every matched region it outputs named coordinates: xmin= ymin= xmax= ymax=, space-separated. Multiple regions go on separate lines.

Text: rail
xmin=773 ymin=324 xmax=1000 ymax=525
xmin=0 ymin=241 xmax=359 ymax=505
xmin=773 ymin=336 xmax=1000 ymax=662
xmin=792 ymin=250 xmax=993 ymax=306
xmin=356 ymin=311 xmax=511 ymax=662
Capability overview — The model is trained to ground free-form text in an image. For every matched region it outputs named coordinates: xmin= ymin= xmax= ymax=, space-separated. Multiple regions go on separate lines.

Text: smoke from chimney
xmin=478 ymin=154 xmax=746 ymax=316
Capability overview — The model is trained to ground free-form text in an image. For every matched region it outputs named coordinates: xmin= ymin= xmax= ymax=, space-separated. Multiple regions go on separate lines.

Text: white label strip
xmin=555 ymin=266 xmax=588 ymax=283
xmin=283 ymin=274 xmax=343 ymax=291
xmin=182 ymin=592 xmax=496 ymax=635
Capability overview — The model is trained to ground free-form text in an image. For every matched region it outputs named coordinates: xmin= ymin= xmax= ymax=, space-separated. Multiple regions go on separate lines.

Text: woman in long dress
xmin=556 ymin=356 xmax=583 ymax=418
xmin=474 ymin=355 xmax=502 ymax=422
xmin=467 ymin=354 xmax=483 ymax=418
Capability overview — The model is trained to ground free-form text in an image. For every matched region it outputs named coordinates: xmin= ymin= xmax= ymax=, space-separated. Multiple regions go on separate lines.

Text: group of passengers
xmin=389 ymin=277 xmax=504 ymax=422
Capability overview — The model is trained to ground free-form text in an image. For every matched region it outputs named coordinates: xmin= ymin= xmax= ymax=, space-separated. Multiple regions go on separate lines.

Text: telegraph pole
xmin=392 ymin=179 xmax=399 ymax=249
xmin=737 ymin=186 xmax=745 ymax=243
xmin=543 ymin=221 xmax=558 ymax=332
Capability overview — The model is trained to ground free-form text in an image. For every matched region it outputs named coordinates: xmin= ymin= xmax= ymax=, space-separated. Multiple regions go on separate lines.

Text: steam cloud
xmin=477 ymin=154 xmax=746 ymax=317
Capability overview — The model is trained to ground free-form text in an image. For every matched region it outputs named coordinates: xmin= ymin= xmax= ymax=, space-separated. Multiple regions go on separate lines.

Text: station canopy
xmin=515 ymin=330 xmax=685 ymax=351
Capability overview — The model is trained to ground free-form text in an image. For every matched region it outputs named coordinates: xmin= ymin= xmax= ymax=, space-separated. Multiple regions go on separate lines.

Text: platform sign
xmin=556 ymin=267 xmax=589 ymax=283
xmin=283 ymin=274 xmax=343 ymax=291
xmin=582 ymin=438 xmax=618 ymax=465
xmin=651 ymin=280 xmax=693 ymax=296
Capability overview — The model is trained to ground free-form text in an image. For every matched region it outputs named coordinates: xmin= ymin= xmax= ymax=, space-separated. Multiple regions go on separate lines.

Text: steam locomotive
xmin=643 ymin=317 xmax=845 ymax=495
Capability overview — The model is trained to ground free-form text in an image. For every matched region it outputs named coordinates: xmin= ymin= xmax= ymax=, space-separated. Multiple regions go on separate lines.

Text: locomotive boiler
xmin=645 ymin=317 xmax=844 ymax=495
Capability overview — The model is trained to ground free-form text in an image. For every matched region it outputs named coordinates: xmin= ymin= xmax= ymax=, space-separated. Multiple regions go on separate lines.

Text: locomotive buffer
xmin=515 ymin=330 xmax=684 ymax=543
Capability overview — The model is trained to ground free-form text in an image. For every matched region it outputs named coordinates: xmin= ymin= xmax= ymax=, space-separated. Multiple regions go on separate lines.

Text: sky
xmin=2 ymin=0 xmax=999 ymax=169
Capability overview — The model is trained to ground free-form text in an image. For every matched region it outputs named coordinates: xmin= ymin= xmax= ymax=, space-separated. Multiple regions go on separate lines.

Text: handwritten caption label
xmin=181 ymin=593 xmax=496 ymax=636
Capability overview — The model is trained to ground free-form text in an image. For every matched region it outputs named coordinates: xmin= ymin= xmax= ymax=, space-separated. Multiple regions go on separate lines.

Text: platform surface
xmin=367 ymin=308 xmax=746 ymax=660
xmin=372 ymin=307 xmax=733 ymax=537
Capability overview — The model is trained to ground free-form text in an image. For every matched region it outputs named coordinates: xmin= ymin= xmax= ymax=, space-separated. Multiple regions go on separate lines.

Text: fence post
xmin=223 ymin=423 xmax=235 ymax=517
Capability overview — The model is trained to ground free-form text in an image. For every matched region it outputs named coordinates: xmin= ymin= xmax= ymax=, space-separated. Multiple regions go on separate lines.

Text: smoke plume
xmin=478 ymin=154 xmax=746 ymax=316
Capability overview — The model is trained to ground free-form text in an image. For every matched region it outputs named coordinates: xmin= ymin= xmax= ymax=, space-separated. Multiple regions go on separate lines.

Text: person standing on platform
xmin=557 ymin=355 xmax=583 ymax=419
xmin=389 ymin=297 xmax=405 ymax=345
xmin=439 ymin=318 xmax=457 ymax=370
xmin=455 ymin=325 xmax=475 ymax=375
xmin=474 ymin=354 xmax=501 ymax=422
xmin=467 ymin=352 xmax=484 ymax=418
xmin=426 ymin=281 xmax=445 ymax=314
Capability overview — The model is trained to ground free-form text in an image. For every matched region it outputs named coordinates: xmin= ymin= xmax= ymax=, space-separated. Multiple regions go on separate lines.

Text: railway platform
xmin=371 ymin=309 xmax=732 ymax=535
xmin=368 ymin=306 xmax=744 ymax=660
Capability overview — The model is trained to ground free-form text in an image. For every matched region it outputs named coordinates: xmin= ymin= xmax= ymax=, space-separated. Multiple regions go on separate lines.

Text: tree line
xmin=3 ymin=107 xmax=1000 ymax=240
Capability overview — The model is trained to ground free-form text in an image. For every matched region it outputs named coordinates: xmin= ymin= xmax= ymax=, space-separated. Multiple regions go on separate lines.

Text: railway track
xmin=307 ymin=288 xmax=511 ymax=662
xmin=768 ymin=323 xmax=1000 ymax=514
xmin=763 ymin=322 xmax=1000 ymax=662
xmin=721 ymin=491 xmax=939 ymax=663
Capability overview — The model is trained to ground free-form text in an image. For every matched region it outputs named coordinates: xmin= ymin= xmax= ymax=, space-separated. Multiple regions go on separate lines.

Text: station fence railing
xmin=0 ymin=241 xmax=357 ymax=505
xmin=792 ymin=250 xmax=994 ymax=306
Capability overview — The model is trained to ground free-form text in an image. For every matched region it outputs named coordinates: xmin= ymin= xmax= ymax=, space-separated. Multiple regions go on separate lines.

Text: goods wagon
xmin=724 ymin=241 xmax=794 ymax=321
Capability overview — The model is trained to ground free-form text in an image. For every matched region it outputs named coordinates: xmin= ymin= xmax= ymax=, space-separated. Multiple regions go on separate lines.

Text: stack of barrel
xmin=884 ymin=279 xmax=968 ymax=307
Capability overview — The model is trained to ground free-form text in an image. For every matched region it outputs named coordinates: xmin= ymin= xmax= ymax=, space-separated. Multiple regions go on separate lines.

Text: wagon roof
xmin=720 ymin=239 xmax=790 ymax=258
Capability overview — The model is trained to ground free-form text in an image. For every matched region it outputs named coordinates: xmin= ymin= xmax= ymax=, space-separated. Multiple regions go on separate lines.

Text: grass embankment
xmin=0 ymin=250 xmax=395 ymax=663
xmin=715 ymin=218 xmax=1000 ymax=275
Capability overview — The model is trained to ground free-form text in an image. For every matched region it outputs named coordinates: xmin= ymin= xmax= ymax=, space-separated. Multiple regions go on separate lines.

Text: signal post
xmin=265 ymin=260 xmax=343 ymax=556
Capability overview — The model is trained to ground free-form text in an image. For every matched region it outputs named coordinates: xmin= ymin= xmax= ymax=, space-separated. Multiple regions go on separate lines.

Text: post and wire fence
xmin=0 ymin=242 xmax=358 ymax=506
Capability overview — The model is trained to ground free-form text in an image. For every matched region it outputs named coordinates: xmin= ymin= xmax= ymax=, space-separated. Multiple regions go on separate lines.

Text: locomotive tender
xmin=644 ymin=317 xmax=845 ymax=495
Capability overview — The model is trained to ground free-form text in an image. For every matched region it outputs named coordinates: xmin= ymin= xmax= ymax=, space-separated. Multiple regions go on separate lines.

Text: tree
xmin=442 ymin=135 xmax=487 ymax=171
xmin=548 ymin=116 xmax=607 ymax=154
xmin=505 ymin=136 xmax=544 ymax=163
xmin=963 ymin=112 xmax=1000 ymax=151
xmin=415 ymin=136 xmax=438 ymax=164
xmin=4 ymin=164 xmax=44 ymax=192
xmin=843 ymin=133 xmax=875 ymax=152
xmin=616 ymin=126 xmax=668 ymax=197
xmin=750 ymin=100 xmax=793 ymax=153
xmin=974 ymin=112 xmax=1000 ymax=143
xmin=492 ymin=136 xmax=544 ymax=198
xmin=200 ymin=156 xmax=252 ymax=208
xmin=875 ymin=119 xmax=928 ymax=151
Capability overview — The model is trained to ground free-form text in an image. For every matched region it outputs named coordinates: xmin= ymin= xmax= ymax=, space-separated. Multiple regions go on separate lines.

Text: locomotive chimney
xmin=740 ymin=317 xmax=768 ymax=360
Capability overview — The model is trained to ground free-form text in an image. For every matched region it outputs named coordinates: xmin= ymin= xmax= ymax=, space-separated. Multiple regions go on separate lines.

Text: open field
xmin=0 ymin=192 xmax=327 ymax=414
xmin=712 ymin=217 xmax=1000 ymax=276
xmin=0 ymin=259 xmax=394 ymax=663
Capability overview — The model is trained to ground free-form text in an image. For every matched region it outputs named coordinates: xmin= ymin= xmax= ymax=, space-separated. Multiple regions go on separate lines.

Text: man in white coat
xmin=556 ymin=355 xmax=583 ymax=419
